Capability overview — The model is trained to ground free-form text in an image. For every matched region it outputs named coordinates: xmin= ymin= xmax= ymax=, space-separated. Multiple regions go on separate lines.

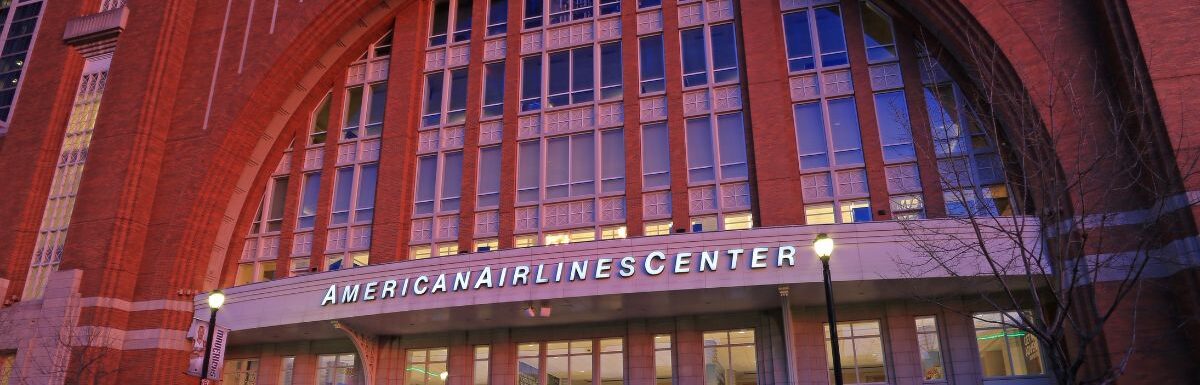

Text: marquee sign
xmin=320 ymin=245 xmax=800 ymax=306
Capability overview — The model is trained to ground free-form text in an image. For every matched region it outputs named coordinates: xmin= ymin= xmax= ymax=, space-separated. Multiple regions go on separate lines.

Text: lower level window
xmin=805 ymin=200 xmax=872 ymax=225
xmin=915 ymin=317 xmax=945 ymax=380
xmin=974 ymin=311 xmax=1044 ymax=377
xmin=317 ymin=353 xmax=357 ymax=385
xmin=889 ymin=195 xmax=925 ymax=220
xmin=544 ymin=228 xmax=596 ymax=245
xmin=517 ymin=338 xmax=624 ymax=385
xmin=515 ymin=234 xmax=539 ymax=248
xmin=703 ymin=329 xmax=757 ymax=385
xmin=325 ymin=251 xmax=368 ymax=271
xmin=600 ymin=225 xmax=627 ymax=240
xmin=406 ymin=347 xmax=449 ymax=385
xmin=824 ymin=321 xmax=887 ymax=384
xmin=280 ymin=356 xmax=296 ymax=385
xmin=235 ymin=261 xmax=277 ymax=286
xmin=410 ymin=245 xmax=433 ymax=259
xmin=475 ymin=238 xmax=499 ymax=252
xmin=644 ymin=220 xmax=673 ymax=236
xmin=222 ymin=358 xmax=259 ymax=385
xmin=723 ymin=212 xmax=753 ymax=230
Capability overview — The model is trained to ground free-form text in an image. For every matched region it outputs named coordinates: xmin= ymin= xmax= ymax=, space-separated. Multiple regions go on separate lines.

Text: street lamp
xmin=814 ymin=233 xmax=843 ymax=385
xmin=200 ymin=290 xmax=226 ymax=384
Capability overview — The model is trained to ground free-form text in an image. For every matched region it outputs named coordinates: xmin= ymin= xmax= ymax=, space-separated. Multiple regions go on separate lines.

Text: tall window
xmin=317 ymin=354 xmax=357 ymax=385
xmin=23 ymin=55 xmax=109 ymax=300
xmin=824 ymin=321 xmax=886 ymax=384
xmin=654 ymin=334 xmax=673 ymax=385
xmin=923 ymin=79 xmax=1011 ymax=217
xmin=475 ymin=346 xmax=491 ymax=385
xmin=478 ymin=146 xmax=502 ymax=207
xmin=686 ymin=113 xmax=747 ymax=183
xmin=342 ymin=83 xmax=387 ymax=139
xmin=487 ymin=0 xmax=508 ymax=35
xmin=297 ymin=172 xmax=321 ymax=229
xmin=310 ymin=93 xmax=332 ymax=145
xmin=430 ymin=0 xmax=473 ymax=46
xmin=0 ymin=1 xmax=44 ymax=127
xmin=414 ymin=152 xmax=463 ymax=214
xmin=703 ymin=329 xmax=757 ymax=385
xmin=517 ymin=140 xmax=540 ymax=203
xmin=222 ymin=358 xmax=259 ymax=385
xmin=873 ymin=91 xmax=914 ymax=162
xmin=679 ymin=23 xmax=739 ymax=87
xmin=782 ymin=5 xmax=848 ymax=71
xmin=859 ymin=1 xmax=896 ymax=63
xmin=915 ymin=316 xmax=945 ymax=381
xmin=237 ymin=175 xmax=287 ymax=286
xmin=973 ymin=312 xmax=1044 ymax=378
xmin=639 ymin=35 xmax=665 ymax=93
xmin=547 ymin=47 xmax=595 ymax=107
xmin=642 ymin=123 xmax=670 ymax=189
xmin=424 ymin=68 xmax=469 ymax=127
xmin=521 ymin=56 xmax=542 ymax=111
xmin=483 ymin=62 xmax=505 ymax=118
xmin=407 ymin=348 xmax=449 ymax=385
xmin=330 ymin=164 xmax=377 ymax=226
xmin=280 ymin=356 xmax=296 ymax=385
xmin=599 ymin=42 xmax=622 ymax=99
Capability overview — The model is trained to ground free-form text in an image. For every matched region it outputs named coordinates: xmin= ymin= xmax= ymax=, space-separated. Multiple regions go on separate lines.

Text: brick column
xmin=495 ymin=0 xmax=524 ymax=249
xmin=456 ymin=0 xmax=492 ymax=252
xmin=626 ymin=320 xmax=655 ymax=384
xmin=892 ymin=23 xmax=947 ymax=218
xmin=675 ymin=317 xmax=704 ymax=385
xmin=839 ymin=0 xmax=892 ymax=221
xmin=620 ymin=0 xmax=646 ymax=236
xmin=660 ymin=0 xmax=692 ymax=231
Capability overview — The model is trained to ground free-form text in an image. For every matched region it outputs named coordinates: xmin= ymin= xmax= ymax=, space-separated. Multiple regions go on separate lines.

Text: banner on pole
xmin=185 ymin=317 xmax=230 ymax=380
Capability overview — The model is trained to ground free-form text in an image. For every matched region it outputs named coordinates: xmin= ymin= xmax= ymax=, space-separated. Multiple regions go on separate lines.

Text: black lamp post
xmin=814 ymin=233 xmax=843 ymax=385
xmin=200 ymin=290 xmax=226 ymax=384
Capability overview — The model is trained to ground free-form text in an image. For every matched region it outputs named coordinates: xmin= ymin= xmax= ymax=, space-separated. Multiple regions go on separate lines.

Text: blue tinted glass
xmin=639 ymin=35 xmax=665 ymax=80
xmin=783 ymin=11 xmax=814 ymax=71
xmin=424 ymin=72 xmax=444 ymax=115
xmin=815 ymin=6 xmax=848 ymax=67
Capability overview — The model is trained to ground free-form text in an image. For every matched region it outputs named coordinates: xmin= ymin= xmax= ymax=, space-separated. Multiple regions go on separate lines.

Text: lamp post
xmin=200 ymin=290 xmax=226 ymax=384
xmin=814 ymin=233 xmax=843 ymax=385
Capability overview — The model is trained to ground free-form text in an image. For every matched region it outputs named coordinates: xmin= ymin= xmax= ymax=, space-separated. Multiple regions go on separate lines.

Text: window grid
xmin=516 ymin=338 xmax=625 ymax=385
xmin=430 ymin=0 xmax=474 ymax=46
xmin=973 ymin=311 xmax=1044 ymax=378
xmin=317 ymin=353 xmax=357 ymax=385
xmin=678 ymin=20 xmax=740 ymax=89
xmin=0 ymin=1 xmax=45 ymax=129
xmin=407 ymin=347 xmax=449 ymax=385
xmin=522 ymin=0 xmax=621 ymax=30
xmin=23 ymin=57 xmax=108 ymax=300
xmin=824 ymin=320 xmax=887 ymax=384
xmin=702 ymin=329 xmax=757 ymax=385
xmin=915 ymin=316 xmax=946 ymax=381
xmin=519 ymin=39 xmax=623 ymax=113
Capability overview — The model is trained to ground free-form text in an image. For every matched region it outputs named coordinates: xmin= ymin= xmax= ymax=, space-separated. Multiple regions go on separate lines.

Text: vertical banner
xmin=185 ymin=317 xmax=230 ymax=380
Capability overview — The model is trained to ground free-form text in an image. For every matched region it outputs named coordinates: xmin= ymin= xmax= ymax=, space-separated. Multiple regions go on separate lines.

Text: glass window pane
xmin=639 ymin=35 xmax=666 ymax=93
xmin=430 ymin=0 xmax=450 ymax=45
xmin=416 ymin=155 xmax=438 ymax=214
xmin=311 ymin=93 xmax=331 ymax=144
xmin=711 ymin=23 xmax=738 ymax=83
xmin=425 ymin=72 xmax=445 ymax=126
xmin=298 ymin=172 xmax=321 ymax=229
xmin=680 ymin=28 xmax=707 ymax=87
xmin=332 ymin=167 xmax=354 ymax=224
xmin=547 ymin=136 xmax=570 ymax=187
xmin=783 ymin=11 xmax=815 ymax=71
xmin=815 ymin=6 xmax=848 ymax=67
xmin=268 ymin=177 xmax=289 ymax=224
xmin=873 ymin=91 xmax=914 ymax=162
xmin=484 ymin=62 xmax=506 ymax=108
xmin=549 ymin=50 xmax=571 ymax=98
xmin=642 ymin=123 xmax=670 ymax=187
xmin=356 ymin=164 xmax=378 ymax=213
xmin=454 ymin=0 xmax=474 ymax=42
xmin=489 ymin=0 xmax=508 ymax=35
xmin=522 ymin=56 xmax=542 ymax=111
xmin=448 ymin=68 xmax=469 ymax=123
xmin=573 ymin=46 xmax=595 ymax=92
xmin=794 ymin=102 xmax=829 ymax=169
xmin=479 ymin=146 xmax=502 ymax=194
xmin=518 ymin=141 xmax=541 ymax=202
xmin=861 ymin=2 xmax=897 ymax=62
xmin=717 ymin=113 xmax=747 ymax=179
xmin=571 ymin=133 xmax=596 ymax=184
xmin=600 ymin=42 xmax=623 ymax=97
xmin=442 ymin=151 xmax=464 ymax=201
xmin=828 ymin=98 xmax=864 ymax=165
xmin=344 ymin=86 xmax=364 ymax=130
xmin=686 ymin=117 xmax=715 ymax=182
xmin=600 ymin=129 xmax=625 ymax=192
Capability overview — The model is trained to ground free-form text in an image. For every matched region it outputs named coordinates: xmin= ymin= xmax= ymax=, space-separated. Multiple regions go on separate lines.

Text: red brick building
xmin=0 ymin=0 xmax=1197 ymax=384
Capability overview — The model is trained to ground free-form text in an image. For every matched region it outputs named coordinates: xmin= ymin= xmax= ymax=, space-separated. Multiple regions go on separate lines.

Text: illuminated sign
xmin=320 ymin=245 xmax=798 ymax=306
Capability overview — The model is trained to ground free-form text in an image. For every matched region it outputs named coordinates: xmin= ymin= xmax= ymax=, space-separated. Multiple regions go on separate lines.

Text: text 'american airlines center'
xmin=321 ymin=245 xmax=801 ymax=306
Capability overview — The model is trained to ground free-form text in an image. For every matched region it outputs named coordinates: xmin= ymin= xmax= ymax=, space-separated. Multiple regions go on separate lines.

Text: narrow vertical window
xmin=571 ymin=47 xmax=595 ymax=104
xmin=518 ymin=140 xmax=541 ymax=202
xmin=828 ymin=97 xmax=864 ymax=165
xmin=474 ymin=346 xmax=491 ymax=385
xmin=521 ymin=56 xmax=542 ymax=111
xmin=365 ymin=83 xmax=387 ymax=136
xmin=815 ymin=6 xmax=849 ymax=67
xmin=600 ymin=129 xmax=625 ymax=192
xmin=478 ymin=146 xmax=502 ymax=206
xmin=415 ymin=155 xmax=438 ymax=214
xmin=523 ymin=0 xmax=543 ymax=28
xmin=331 ymin=167 xmax=355 ymax=225
xmin=355 ymin=164 xmax=378 ymax=222
xmin=599 ymin=42 xmax=623 ymax=99
xmin=483 ymin=62 xmax=505 ymax=117
xmin=716 ymin=112 xmax=748 ymax=179
xmin=487 ymin=0 xmax=508 ymax=35
xmin=0 ymin=2 xmax=44 ymax=121
xmin=546 ymin=136 xmax=570 ymax=198
xmin=639 ymin=35 xmax=666 ymax=93
xmin=642 ymin=123 xmax=670 ymax=188
xmin=783 ymin=11 xmax=815 ymax=71
xmin=343 ymin=86 xmax=364 ymax=139
xmin=860 ymin=1 xmax=897 ymax=62
xmin=453 ymin=0 xmax=474 ymax=42
xmin=423 ymin=72 xmax=445 ymax=126
xmin=311 ymin=93 xmax=332 ymax=144
xmin=267 ymin=177 xmax=289 ymax=231
xmin=548 ymin=50 xmax=571 ymax=107
xmin=447 ymin=68 xmax=469 ymax=124
xmin=280 ymin=356 xmax=295 ymax=385
xmin=794 ymin=102 xmax=828 ymax=169
xmin=570 ymin=133 xmax=596 ymax=196
xmin=873 ymin=91 xmax=914 ymax=162
xmin=915 ymin=316 xmax=946 ymax=381
xmin=599 ymin=339 xmax=624 ymax=385
xmin=441 ymin=151 xmax=464 ymax=211
xmin=654 ymin=334 xmax=673 ymax=385
xmin=517 ymin=343 xmax=540 ymax=385
xmin=430 ymin=0 xmax=451 ymax=46
xmin=686 ymin=117 xmax=715 ymax=182
xmin=406 ymin=348 xmax=449 ymax=385
xmin=316 ymin=354 xmax=357 ymax=385
xmin=710 ymin=23 xmax=739 ymax=83
xmin=680 ymin=28 xmax=708 ymax=87
xmin=297 ymin=172 xmax=321 ymax=230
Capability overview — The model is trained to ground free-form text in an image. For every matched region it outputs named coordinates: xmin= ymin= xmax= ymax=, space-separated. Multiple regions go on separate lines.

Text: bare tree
xmin=891 ymin=23 xmax=1197 ymax=385
xmin=0 ymin=303 xmax=123 ymax=385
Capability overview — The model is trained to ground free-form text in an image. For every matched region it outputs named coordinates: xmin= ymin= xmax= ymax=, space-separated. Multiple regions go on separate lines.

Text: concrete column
xmin=626 ymin=320 xmax=655 ymax=385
